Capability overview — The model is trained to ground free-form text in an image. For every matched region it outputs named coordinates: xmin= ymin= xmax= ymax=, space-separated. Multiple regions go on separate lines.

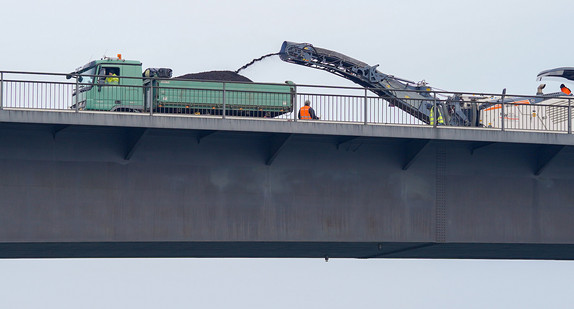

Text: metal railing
xmin=1 ymin=70 xmax=573 ymax=134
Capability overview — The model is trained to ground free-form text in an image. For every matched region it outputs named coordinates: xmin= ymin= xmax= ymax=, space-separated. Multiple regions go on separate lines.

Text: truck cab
xmin=67 ymin=56 xmax=295 ymax=117
xmin=68 ymin=57 xmax=145 ymax=112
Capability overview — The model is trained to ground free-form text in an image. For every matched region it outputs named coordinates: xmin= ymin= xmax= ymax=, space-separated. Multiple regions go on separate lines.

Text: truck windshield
xmin=78 ymin=67 xmax=96 ymax=91
xmin=79 ymin=67 xmax=96 ymax=84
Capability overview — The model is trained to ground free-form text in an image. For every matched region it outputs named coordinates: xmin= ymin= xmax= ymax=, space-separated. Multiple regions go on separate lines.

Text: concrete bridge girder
xmin=1 ymin=110 xmax=574 ymax=259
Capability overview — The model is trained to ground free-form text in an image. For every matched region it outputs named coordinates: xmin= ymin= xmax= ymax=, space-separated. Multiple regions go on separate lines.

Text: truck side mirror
xmin=97 ymin=73 xmax=106 ymax=91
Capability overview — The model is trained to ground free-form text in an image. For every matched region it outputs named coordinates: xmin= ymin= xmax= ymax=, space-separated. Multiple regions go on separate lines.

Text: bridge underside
xmin=1 ymin=111 xmax=574 ymax=260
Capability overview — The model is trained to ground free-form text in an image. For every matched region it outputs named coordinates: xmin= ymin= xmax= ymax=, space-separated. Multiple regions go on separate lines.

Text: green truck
xmin=67 ymin=56 xmax=295 ymax=117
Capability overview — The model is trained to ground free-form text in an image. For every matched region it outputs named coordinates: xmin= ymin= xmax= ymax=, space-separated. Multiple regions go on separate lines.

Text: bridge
xmin=1 ymin=72 xmax=574 ymax=260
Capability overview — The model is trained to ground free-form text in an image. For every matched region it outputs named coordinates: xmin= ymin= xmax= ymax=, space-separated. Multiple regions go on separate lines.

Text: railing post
xmin=500 ymin=88 xmax=506 ymax=131
xmin=569 ymin=98 xmax=572 ymax=134
xmin=293 ymin=85 xmax=298 ymax=122
xmin=364 ymin=87 xmax=368 ymax=125
xmin=0 ymin=72 xmax=3 ymax=110
xmin=433 ymin=92 xmax=438 ymax=128
xmin=149 ymin=77 xmax=154 ymax=116
xmin=222 ymin=82 xmax=226 ymax=119
xmin=75 ymin=76 xmax=79 ymax=113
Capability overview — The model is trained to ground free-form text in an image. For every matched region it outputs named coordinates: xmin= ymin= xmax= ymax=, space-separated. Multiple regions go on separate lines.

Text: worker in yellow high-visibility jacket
xmin=105 ymin=72 xmax=119 ymax=84
xmin=429 ymin=105 xmax=444 ymax=126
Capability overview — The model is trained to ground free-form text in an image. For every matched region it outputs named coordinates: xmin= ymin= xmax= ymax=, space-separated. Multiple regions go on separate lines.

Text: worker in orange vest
xmin=298 ymin=100 xmax=320 ymax=120
xmin=560 ymin=84 xmax=572 ymax=95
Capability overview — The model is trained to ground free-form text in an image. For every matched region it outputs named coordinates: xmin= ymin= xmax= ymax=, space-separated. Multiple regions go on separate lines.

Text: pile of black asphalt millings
xmin=174 ymin=52 xmax=279 ymax=82
xmin=175 ymin=71 xmax=253 ymax=82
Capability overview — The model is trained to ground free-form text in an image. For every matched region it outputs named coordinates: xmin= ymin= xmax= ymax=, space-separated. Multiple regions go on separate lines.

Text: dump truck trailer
xmin=67 ymin=56 xmax=294 ymax=117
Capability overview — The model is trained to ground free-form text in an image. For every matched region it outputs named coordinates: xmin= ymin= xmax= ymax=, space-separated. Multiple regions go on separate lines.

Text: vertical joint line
xmin=435 ymin=145 xmax=447 ymax=243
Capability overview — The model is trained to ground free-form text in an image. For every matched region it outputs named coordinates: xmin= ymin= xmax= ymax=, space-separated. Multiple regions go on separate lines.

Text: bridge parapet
xmin=2 ymin=70 xmax=574 ymax=133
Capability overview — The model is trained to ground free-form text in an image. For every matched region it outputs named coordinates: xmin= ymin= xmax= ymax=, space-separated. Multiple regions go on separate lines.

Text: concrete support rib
xmin=470 ymin=142 xmax=494 ymax=155
xmin=50 ymin=124 xmax=70 ymax=140
xmin=196 ymin=130 xmax=217 ymax=144
xmin=124 ymin=128 xmax=148 ymax=161
xmin=402 ymin=139 xmax=430 ymax=170
xmin=266 ymin=133 xmax=292 ymax=166
xmin=336 ymin=136 xmax=358 ymax=150
xmin=534 ymin=145 xmax=565 ymax=176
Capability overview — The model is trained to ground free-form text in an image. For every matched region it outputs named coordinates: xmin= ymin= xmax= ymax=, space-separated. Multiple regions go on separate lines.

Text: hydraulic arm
xmin=279 ymin=41 xmax=440 ymax=123
xmin=279 ymin=41 xmax=484 ymax=126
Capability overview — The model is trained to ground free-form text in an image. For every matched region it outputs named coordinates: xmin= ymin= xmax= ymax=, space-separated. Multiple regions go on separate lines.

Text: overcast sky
xmin=2 ymin=0 xmax=574 ymax=308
